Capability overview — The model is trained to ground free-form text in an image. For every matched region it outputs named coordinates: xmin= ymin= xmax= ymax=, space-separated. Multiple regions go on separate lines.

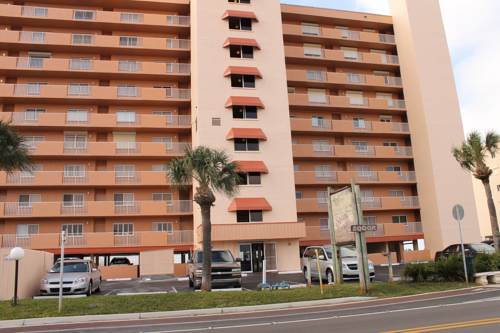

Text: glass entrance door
xmin=239 ymin=244 xmax=252 ymax=272
xmin=251 ymin=243 xmax=264 ymax=272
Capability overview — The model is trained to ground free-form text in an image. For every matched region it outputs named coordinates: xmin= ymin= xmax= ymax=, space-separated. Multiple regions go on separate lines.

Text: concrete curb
xmin=0 ymin=296 xmax=374 ymax=328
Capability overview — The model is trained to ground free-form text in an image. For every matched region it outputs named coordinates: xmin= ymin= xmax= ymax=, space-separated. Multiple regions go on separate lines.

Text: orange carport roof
xmin=223 ymin=37 xmax=261 ymax=49
xmin=228 ymin=198 xmax=272 ymax=212
xmin=236 ymin=161 xmax=269 ymax=173
xmin=222 ymin=10 xmax=258 ymax=21
xmin=226 ymin=128 xmax=267 ymax=140
xmin=225 ymin=96 xmax=265 ymax=109
xmin=224 ymin=66 xmax=262 ymax=78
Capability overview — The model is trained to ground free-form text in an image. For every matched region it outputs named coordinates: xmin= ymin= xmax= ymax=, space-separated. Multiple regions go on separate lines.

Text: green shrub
xmin=435 ymin=256 xmax=466 ymax=282
xmin=403 ymin=262 xmax=436 ymax=282
xmin=474 ymin=253 xmax=497 ymax=273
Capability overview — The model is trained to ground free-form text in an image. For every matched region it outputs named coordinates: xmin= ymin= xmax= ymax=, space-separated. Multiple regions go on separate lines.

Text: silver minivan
xmin=302 ymin=246 xmax=375 ymax=284
xmin=40 ymin=259 xmax=101 ymax=296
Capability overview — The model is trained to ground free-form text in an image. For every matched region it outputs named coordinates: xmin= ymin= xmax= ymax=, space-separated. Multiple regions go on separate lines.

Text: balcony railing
xmin=290 ymin=118 xmax=409 ymax=134
xmin=296 ymin=196 xmax=420 ymax=212
xmin=0 ymin=231 xmax=194 ymax=250
xmin=288 ymin=93 xmax=406 ymax=110
xmin=285 ymin=46 xmax=399 ymax=66
xmin=292 ymin=144 xmax=413 ymax=158
xmin=294 ymin=171 xmax=417 ymax=185
xmin=288 ymin=69 xmax=402 ymax=88
xmin=0 ymin=200 xmax=193 ymax=218
xmin=302 ymin=223 xmax=423 ymax=242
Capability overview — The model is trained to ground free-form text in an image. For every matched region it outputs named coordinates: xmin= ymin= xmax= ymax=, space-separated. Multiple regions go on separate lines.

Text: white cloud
xmin=354 ymin=0 xmax=389 ymax=15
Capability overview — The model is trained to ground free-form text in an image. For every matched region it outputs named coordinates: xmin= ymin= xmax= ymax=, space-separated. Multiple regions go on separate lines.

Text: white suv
xmin=302 ymin=245 xmax=375 ymax=284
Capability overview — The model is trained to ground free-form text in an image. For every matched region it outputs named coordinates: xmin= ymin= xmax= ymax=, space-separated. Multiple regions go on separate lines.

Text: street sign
xmin=351 ymin=225 xmax=378 ymax=232
xmin=452 ymin=204 xmax=465 ymax=221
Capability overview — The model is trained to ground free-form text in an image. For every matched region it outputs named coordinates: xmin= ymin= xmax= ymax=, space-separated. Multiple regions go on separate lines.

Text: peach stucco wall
xmin=390 ymin=0 xmax=481 ymax=255
xmin=140 ymin=249 xmax=174 ymax=276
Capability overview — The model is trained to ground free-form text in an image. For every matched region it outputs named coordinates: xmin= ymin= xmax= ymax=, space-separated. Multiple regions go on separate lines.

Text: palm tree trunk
xmin=200 ymin=203 xmax=212 ymax=291
xmin=482 ymin=178 xmax=500 ymax=252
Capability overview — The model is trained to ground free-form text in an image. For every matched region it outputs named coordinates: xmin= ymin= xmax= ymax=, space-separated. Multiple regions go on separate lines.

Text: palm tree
xmin=452 ymin=131 xmax=500 ymax=252
xmin=0 ymin=121 xmax=32 ymax=172
xmin=167 ymin=146 xmax=240 ymax=291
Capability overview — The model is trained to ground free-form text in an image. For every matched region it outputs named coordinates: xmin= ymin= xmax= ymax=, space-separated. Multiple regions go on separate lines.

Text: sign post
xmin=452 ymin=204 xmax=469 ymax=286
xmin=58 ymin=230 xmax=65 ymax=313
xmin=351 ymin=181 xmax=370 ymax=294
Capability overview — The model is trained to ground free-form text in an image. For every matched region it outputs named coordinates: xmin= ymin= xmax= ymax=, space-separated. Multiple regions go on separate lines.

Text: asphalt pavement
xmin=3 ymin=286 xmax=499 ymax=333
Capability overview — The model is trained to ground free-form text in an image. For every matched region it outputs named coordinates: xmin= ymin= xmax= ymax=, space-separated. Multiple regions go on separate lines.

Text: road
xmin=2 ymin=287 xmax=499 ymax=333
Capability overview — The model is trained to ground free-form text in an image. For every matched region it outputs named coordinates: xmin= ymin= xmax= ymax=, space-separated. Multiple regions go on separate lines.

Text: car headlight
xmin=40 ymin=278 xmax=48 ymax=284
xmin=74 ymin=277 xmax=87 ymax=284
xmin=342 ymin=263 xmax=348 ymax=269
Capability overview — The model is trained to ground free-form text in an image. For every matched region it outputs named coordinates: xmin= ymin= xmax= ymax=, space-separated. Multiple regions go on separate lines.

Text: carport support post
xmin=327 ymin=187 xmax=342 ymax=285
xmin=58 ymin=230 xmax=65 ymax=313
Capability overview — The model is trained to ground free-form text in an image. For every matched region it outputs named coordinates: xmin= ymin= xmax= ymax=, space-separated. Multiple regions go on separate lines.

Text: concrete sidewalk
xmin=0 ymin=296 xmax=374 ymax=329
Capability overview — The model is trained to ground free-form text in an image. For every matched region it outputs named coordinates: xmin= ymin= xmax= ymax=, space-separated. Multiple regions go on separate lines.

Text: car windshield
xmin=324 ymin=246 xmax=358 ymax=259
xmin=196 ymin=251 xmax=234 ymax=263
xmin=50 ymin=262 xmax=89 ymax=273
xmin=111 ymin=258 xmax=129 ymax=264
xmin=470 ymin=243 xmax=495 ymax=253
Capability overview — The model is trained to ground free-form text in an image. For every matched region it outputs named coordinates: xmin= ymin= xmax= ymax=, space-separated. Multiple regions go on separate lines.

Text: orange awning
xmin=236 ymin=161 xmax=269 ymax=173
xmin=222 ymin=10 xmax=258 ymax=21
xmin=228 ymin=198 xmax=272 ymax=212
xmin=226 ymin=128 xmax=267 ymax=140
xmin=223 ymin=37 xmax=261 ymax=49
xmin=225 ymin=96 xmax=265 ymax=109
xmin=224 ymin=66 xmax=262 ymax=78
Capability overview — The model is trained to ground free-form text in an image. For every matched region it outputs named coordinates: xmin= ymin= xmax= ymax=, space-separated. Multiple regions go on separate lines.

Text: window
xmin=353 ymin=141 xmax=369 ymax=152
xmin=25 ymin=82 xmax=46 ymax=96
xmin=28 ymin=31 xmax=46 ymax=43
xmin=376 ymin=92 xmax=395 ymax=106
xmin=317 ymin=191 xmax=328 ymax=204
xmin=355 ymin=165 xmax=372 ymax=177
xmin=70 ymin=58 xmax=92 ymax=70
xmin=153 ymin=222 xmax=173 ymax=233
xmin=62 ymin=193 xmax=84 ymax=207
xmin=303 ymin=43 xmax=323 ymax=57
xmin=234 ymin=138 xmax=259 ymax=151
xmin=119 ymin=60 xmax=140 ymax=72
xmin=120 ymin=12 xmax=142 ymax=23
xmin=62 ymin=224 xmax=83 ymax=236
xmin=152 ymin=136 xmax=174 ymax=150
xmin=233 ymin=106 xmax=258 ymax=119
xmin=116 ymin=111 xmax=136 ymax=123
xmin=66 ymin=109 xmax=88 ymax=122
xmin=24 ymin=108 xmax=45 ymax=121
xmin=114 ymin=193 xmax=135 ymax=206
xmin=383 ymin=141 xmax=398 ymax=147
xmin=152 ymin=164 xmax=168 ymax=172
xmin=341 ymin=47 xmax=360 ymax=60
xmin=113 ymin=223 xmax=134 ymax=235
xmin=23 ymin=7 xmax=48 ymax=17
xmin=231 ymin=74 xmax=256 ymax=88
xmin=152 ymin=192 xmax=173 ymax=202
xmin=364 ymin=216 xmax=377 ymax=225
xmin=386 ymin=165 xmax=402 ymax=173
xmin=68 ymin=83 xmax=90 ymax=96
xmin=72 ymin=34 xmax=93 ymax=44
xmin=302 ymin=23 xmax=320 ymax=36
xmin=74 ymin=10 xmax=95 ymax=20
xmin=312 ymin=116 xmax=326 ymax=128
xmin=153 ymin=111 xmax=174 ymax=123
xmin=353 ymin=117 xmax=366 ymax=129
xmin=114 ymin=132 xmax=136 ymax=150
xmin=312 ymin=140 xmax=330 ymax=152
xmin=296 ymin=191 xmax=303 ymax=199
xmin=228 ymin=17 xmax=252 ymax=31
xmin=212 ymin=117 xmax=221 ymax=126
xmin=320 ymin=218 xmax=329 ymax=230
xmin=347 ymin=73 xmax=364 ymax=83
xmin=27 ymin=52 xmax=50 ymax=68
xmin=360 ymin=190 xmax=374 ymax=201
xmin=238 ymin=172 xmax=261 ymax=185
xmin=64 ymin=164 xmax=86 ymax=178
xmin=236 ymin=210 xmax=263 ymax=223
xmin=389 ymin=190 xmax=405 ymax=197
xmin=64 ymin=132 xmax=87 ymax=150
xmin=288 ymin=86 xmax=296 ymax=94
xmin=306 ymin=70 xmax=325 ymax=81
xmin=346 ymin=91 xmax=365 ymax=105
xmin=117 ymin=85 xmax=138 ymax=97
xmin=16 ymin=224 xmax=39 ymax=236
xmin=119 ymin=36 xmax=139 ymax=46
xmin=392 ymin=215 xmax=408 ymax=224
xmin=229 ymin=45 xmax=254 ymax=59
xmin=307 ymin=88 xmax=327 ymax=103
xmin=380 ymin=115 xmax=392 ymax=122
xmin=315 ymin=165 xmax=332 ymax=177
xmin=115 ymin=165 xmax=136 ymax=179
xmin=23 ymin=136 xmax=44 ymax=149
xmin=18 ymin=194 xmax=41 ymax=207
xmin=229 ymin=0 xmax=251 ymax=3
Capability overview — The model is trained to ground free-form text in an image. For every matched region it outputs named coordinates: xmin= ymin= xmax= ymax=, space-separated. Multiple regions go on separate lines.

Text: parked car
xmin=40 ymin=259 xmax=101 ymax=296
xmin=188 ymin=250 xmax=242 ymax=289
xmin=482 ymin=240 xmax=496 ymax=249
xmin=302 ymin=245 xmax=375 ymax=283
xmin=110 ymin=257 xmax=132 ymax=265
xmin=435 ymin=243 xmax=495 ymax=261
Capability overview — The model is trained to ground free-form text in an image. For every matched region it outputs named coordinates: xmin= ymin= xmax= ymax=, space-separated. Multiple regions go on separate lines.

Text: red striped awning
xmin=222 ymin=10 xmax=258 ymax=21
xmin=236 ymin=161 xmax=269 ymax=173
xmin=226 ymin=128 xmax=267 ymax=140
xmin=223 ymin=37 xmax=261 ymax=49
xmin=228 ymin=198 xmax=272 ymax=212
xmin=225 ymin=96 xmax=265 ymax=109
xmin=224 ymin=66 xmax=262 ymax=78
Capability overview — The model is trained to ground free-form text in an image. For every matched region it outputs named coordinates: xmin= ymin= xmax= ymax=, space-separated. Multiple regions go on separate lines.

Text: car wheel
xmin=188 ymin=276 xmax=194 ymax=288
xmin=86 ymin=281 xmax=93 ymax=296
xmin=326 ymin=269 xmax=334 ymax=284
xmin=95 ymin=279 xmax=101 ymax=293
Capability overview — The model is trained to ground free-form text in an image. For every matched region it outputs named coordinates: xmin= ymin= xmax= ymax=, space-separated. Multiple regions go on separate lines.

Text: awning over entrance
xmin=235 ymin=161 xmax=269 ymax=174
xmin=228 ymin=197 xmax=272 ymax=212
xmin=225 ymin=96 xmax=265 ymax=109
xmin=226 ymin=128 xmax=267 ymax=140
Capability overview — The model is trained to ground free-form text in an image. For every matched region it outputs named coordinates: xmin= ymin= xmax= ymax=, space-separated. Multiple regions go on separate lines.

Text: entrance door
xmin=239 ymin=244 xmax=252 ymax=272
xmin=251 ymin=243 xmax=264 ymax=272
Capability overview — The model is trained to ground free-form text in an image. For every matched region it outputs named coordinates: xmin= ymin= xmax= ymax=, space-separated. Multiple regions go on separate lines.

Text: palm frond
xmin=485 ymin=131 xmax=500 ymax=158
xmin=0 ymin=121 xmax=32 ymax=173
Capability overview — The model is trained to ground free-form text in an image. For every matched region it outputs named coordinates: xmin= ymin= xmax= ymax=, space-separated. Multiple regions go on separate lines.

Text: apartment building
xmin=0 ymin=0 xmax=482 ymax=275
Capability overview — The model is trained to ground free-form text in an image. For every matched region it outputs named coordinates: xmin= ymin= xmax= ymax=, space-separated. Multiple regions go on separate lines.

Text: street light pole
xmin=13 ymin=260 xmax=19 ymax=306
xmin=8 ymin=247 xmax=25 ymax=306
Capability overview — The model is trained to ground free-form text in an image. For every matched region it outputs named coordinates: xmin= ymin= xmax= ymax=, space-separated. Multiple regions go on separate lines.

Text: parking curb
xmin=0 ymin=296 xmax=374 ymax=328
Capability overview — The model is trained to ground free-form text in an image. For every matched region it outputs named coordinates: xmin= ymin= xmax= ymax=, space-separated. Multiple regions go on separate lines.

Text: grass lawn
xmin=0 ymin=282 xmax=468 ymax=321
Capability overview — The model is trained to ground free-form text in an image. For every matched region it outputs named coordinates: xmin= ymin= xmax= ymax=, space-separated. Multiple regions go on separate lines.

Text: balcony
xmin=285 ymin=46 xmax=399 ymax=69
xmin=0 ymin=30 xmax=190 ymax=57
xmin=282 ymin=24 xmax=395 ymax=49
xmin=290 ymin=118 xmax=409 ymax=135
xmin=296 ymin=196 xmax=420 ymax=213
xmin=288 ymin=93 xmax=406 ymax=112
xmin=0 ymin=57 xmax=190 ymax=81
xmin=294 ymin=171 xmax=416 ymax=185
xmin=287 ymin=69 xmax=402 ymax=91
xmin=0 ymin=231 xmax=194 ymax=251
xmin=0 ymin=4 xmax=190 ymax=33
xmin=0 ymin=84 xmax=191 ymax=106
xmin=0 ymin=200 xmax=193 ymax=219
xmin=0 ymin=171 xmax=192 ymax=187
xmin=197 ymin=222 xmax=306 ymax=242
xmin=0 ymin=112 xmax=191 ymax=131
xmin=292 ymin=144 xmax=413 ymax=159
xmin=301 ymin=223 xmax=423 ymax=243
xmin=22 ymin=141 xmax=190 ymax=158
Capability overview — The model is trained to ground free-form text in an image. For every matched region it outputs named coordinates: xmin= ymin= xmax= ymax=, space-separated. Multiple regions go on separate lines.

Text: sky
xmin=281 ymin=0 xmax=500 ymax=135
